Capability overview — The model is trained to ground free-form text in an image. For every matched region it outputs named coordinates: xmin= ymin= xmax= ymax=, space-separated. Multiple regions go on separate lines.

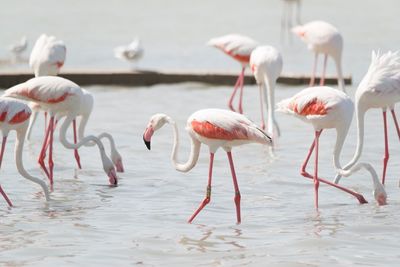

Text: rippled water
xmin=1 ymin=0 xmax=400 ymax=266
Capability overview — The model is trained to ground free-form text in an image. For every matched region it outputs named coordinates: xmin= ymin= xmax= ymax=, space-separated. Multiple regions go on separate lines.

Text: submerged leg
xmin=382 ymin=110 xmax=389 ymax=185
xmin=313 ymin=130 xmax=321 ymax=209
xmin=188 ymin=153 xmax=214 ymax=223
xmin=320 ymin=54 xmax=328 ymax=86
xmin=309 ymin=53 xmax=319 ymax=86
xmin=237 ymin=67 xmax=245 ymax=114
xmin=300 ymin=131 xmax=368 ymax=204
xmin=73 ymin=119 xmax=82 ymax=169
xmin=227 ymin=151 xmax=241 ymax=224
xmin=0 ymin=136 xmax=13 ymax=207
xmin=38 ymin=117 xmax=52 ymax=180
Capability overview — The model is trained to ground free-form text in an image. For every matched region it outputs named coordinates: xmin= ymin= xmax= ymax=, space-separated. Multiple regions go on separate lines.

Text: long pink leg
xmin=228 ymin=71 xmax=242 ymax=112
xmin=44 ymin=112 xmax=48 ymax=133
xmin=48 ymin=117 xmax=55 ymax=185
xmin=73 ymin=119 xmax=82 ymax=169
xmin=188 ymin=153 xmax=214 ymax=223
xmin=313 ymin=130 xmax=321 ymax=209
xmin=237 ymin=67 xmax=245 ymax=114
xmin=382 ymin=111 xmax=389 ymax=185
xmin=38 ymin=117 xmax=53 ymax=180
xmin=258 ymin=84 xmax=266 ymax=130
xmin=0 ymin=136 xmax=13 ymax=207
xmin=319 ymin=54 xmax=328 ymax=86
xmin=227 ymin=151 xmax=241 ymax=224
xmin=300 ymin=132 xmax=368 ymax=204
xmin=310 ymin=53 xmax=319 ymax=86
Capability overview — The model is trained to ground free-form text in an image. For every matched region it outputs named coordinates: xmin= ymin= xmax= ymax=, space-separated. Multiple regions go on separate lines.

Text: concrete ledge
xmin=0 ymin=69 xmax=352 ymax=88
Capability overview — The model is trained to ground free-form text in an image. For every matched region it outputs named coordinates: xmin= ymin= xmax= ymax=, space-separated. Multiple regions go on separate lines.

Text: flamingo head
xmin=143 ymin=113 xmax=170 ymax=150
xmin=373 ymin=183 xmax=387 ymax=206
xmin=100 ymin=152 xmax=118 ymax=186
xmin=111 ymin=149 xmax=124 ymax=173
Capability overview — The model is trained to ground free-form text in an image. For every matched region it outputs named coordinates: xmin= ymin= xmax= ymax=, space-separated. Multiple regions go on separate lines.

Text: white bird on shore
xmin=8 ymin=36 xmax=28 ymax=63
xmin=114 ymin=38 xmax=144 ymax=67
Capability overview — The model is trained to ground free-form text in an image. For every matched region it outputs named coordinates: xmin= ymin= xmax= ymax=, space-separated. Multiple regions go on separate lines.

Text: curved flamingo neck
xmin=333 ymin=55 xmax=345 ymax=93
xmin=167 ymin=118 xmax=201 ymax=173
xmin=263 ymin=73 xmax=279 ymax=137
xmin=14 ymin=127 xmax=50 ymax=200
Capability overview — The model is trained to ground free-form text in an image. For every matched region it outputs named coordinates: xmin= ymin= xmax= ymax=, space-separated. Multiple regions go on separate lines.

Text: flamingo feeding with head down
xmin=207 ymin=34 xmax=258 ymax=114
xmin=0 ymin=97 xmax=49 ymax=207
xmin=277 ymin=86 xmax=386 ymax=208
xmin=143 ymin=108 xmax=272 ymax=223
xmin=250 ymin=45 xmax=283 ymax=138
xmin=335 ymin=51 xmax=400 ymax=186
xmin=3 ymin=76 xmax=117 ymax=186
xmin=292 ymin=21 xmax=345 ymax=92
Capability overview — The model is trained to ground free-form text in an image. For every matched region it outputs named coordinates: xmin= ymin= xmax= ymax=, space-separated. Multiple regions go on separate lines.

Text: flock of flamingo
xmin=1 ymin=2 xmax=400 ymax=224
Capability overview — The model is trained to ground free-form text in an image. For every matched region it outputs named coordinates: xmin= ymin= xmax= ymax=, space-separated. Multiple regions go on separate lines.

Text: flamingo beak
xmin=376 ymin=193 xmax=387 ymax=206
xmin=143 ymin=126 xmax=154 ymax=150
xmin=108 ymin=169 xmax=118 ymax=186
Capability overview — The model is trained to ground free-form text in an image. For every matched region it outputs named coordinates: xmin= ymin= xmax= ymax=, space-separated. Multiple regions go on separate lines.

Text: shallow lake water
xmin=1 ymin=0 xmax=400 ymax=266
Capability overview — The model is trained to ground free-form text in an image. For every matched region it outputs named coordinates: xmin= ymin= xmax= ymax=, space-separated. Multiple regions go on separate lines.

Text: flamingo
xmin=0 ymin=97 xmax=49 ymax=207
xmin=114 ymin=38 xmax=144 ymax=67
xmin=276 ymin=86 xmax=387 ymax=208
xmin=249 ymin=45 xmax=283 ymax=137
xmin=281 ymin=0 xmax=302 ymax=43
xmin=292 ymin=21 xmax=345 ymax=92
xmin=28 ymin=89 xmax=124 ymax=172
xmin=142 ymin=108 xmax=272 ymax=223
xmin=207 ymin=34 xmax=259 ymax=114
xmin=8 ymin=36 xmax=28 ymax=63
xmin=335 ymin=51 xmax=400 ymax=185
xmin=29 ymin=34 xmax=66 ymax=77
xmin=3 ymin=76 xmax=118 ymax=186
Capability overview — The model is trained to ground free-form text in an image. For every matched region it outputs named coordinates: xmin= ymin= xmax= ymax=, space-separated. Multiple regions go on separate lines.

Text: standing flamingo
xmin=281 ymin=0 xmax=302 ymax=43
xmin=29 ymin=34 xmax=66 ymax=77
xmin=249 ymin=45 xmax=283 ymax=137
xmin=114 ymin=38 xmax=144 ymax=68
xmin=3 ymin=76 xmax=117 ymax=186
xmin=143 ymin=108 xmax=272 ymax=223
xmin=292 ymin=21 xmax=345 ymax=92
xmin=0 ymin=97 xmax=49 ymax=207
xmin=335 ymin=51 xmax=400 ymax=185
xmin=207 ymin=34 xmax=258 ymax=113
xmin=8 ymin=36 xmax=28 ymax=63
xmin=276 ymin=86 xmax=386 ymax=208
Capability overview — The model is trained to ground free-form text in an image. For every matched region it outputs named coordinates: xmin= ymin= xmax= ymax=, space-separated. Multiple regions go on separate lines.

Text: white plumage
xmin=114 ymin=38 xmax=144 ymax=63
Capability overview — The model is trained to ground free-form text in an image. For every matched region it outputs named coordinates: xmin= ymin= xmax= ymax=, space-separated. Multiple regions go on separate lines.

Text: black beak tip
xmin=143 ymin=135 xmax=151 ymax=150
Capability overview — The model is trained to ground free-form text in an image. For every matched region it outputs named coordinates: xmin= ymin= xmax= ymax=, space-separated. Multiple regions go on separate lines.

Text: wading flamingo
xmin=276 ymin=86 xmax=386 ymax=208
xmin=114 ymin=38 xmax=144 ymax=67
xmin=250 ymin=45 xmax=283 ymax=138
xmin=292 ymin=21 xmax=345 ymax=92
xmin=281 ymin=0 xmax=301 ymax=43
xmin=207 ymin=34 xmax=258 ymax=113
xmin=143 ymin=108 xmax=272 ymax=223
xmin=335 ymin=51 xmax=400 ymax=185
xmin=0 ymin=97 xmax=49 ymax=207
xmin=3 ymin=76 xmax=117 ymax=186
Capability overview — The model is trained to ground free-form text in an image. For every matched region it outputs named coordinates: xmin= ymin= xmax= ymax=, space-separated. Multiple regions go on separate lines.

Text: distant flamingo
xmin=281 ymin=0 xmax=301 ymax=43
xmin=292 ymin=21 xmax=345 ymax=92
xmin=3 ymin=76 xmax=117 ymax=186
xmin=0 ymin=97 xmax=49 ymax=207
xmin=207 ymin=34 xmax=258 ymax=113
xmin=250 ymin=45 xmax=283 ymax=137
xmin=29 ymin=34 xmax=66 ymax=77
xmin=143 ymin=108 xmax=272 ymax=223
xmin=277 ymin=86 xmax=386 ymax=208
xmin=335 ymin=51 xmax=400 ymax=185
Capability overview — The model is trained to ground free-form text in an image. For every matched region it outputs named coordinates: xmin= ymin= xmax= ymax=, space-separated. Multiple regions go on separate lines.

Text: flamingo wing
xmin=0 ymin=98 xmax=31 ymax=124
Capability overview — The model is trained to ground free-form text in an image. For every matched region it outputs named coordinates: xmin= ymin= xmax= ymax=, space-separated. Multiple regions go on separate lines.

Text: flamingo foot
xmin=115 ymin=158 xmax=124 ymax=173
xmin=38 ymin=157 xmax=51 ymax=182
xmin=188 ymin=196 xmax=210 ymax=223
xmin=108 ymin=169 xmax=118 ymax=186
xmin=234 ymin=191 xmax=241 ymax=224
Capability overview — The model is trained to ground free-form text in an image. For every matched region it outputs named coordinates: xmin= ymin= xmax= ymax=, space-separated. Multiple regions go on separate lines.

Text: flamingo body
xmin=114 ymin=38 xmax=144 ymax=63
xmin=143 ymin=108 xmax=271 ymax=223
